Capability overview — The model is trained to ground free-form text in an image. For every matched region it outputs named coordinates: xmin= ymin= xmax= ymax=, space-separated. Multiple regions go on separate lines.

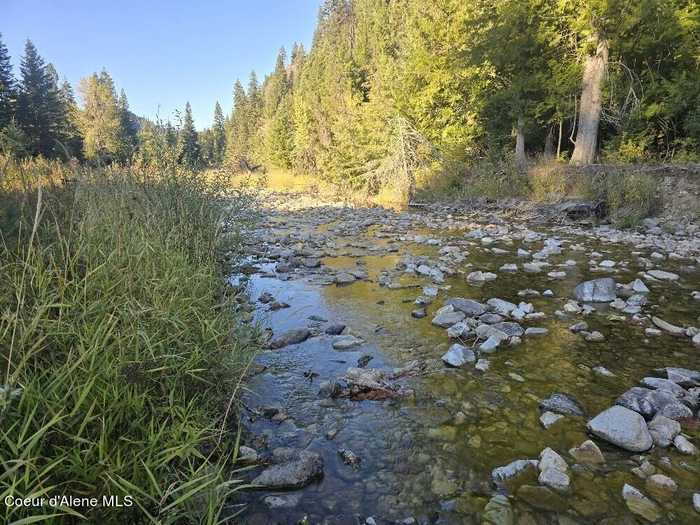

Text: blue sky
xmin=3 ymin=0 xmax=320 ymax=128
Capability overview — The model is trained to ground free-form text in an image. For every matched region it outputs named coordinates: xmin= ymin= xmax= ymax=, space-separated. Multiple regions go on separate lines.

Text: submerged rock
xmin=539 ymin=393 xmax=584 ymax=416
xmin=252 ymin=448 xmax=323 ymax=489
xmin=268 ymin=328 xmax=311 ymax=349
xmin=332 ymin=335 xmax=364 ymax=350
xmin=491 ymin=459 xmax=538 ymax=484
xmin=482 ymin=494 xmax=513 ymax=525
xmin=444 ymin=297 xmax=486 ymax=316
xmin=647 ymin=415 xmax=681 ymax=448
xmin=431 ymin=305 xmax=466 ymax=328
xmin=569 ymin=440 xmax=605 ymax=465
xmin=622 ymin=484 xmax=661 ymax=522
xmin=587 ymin=406 xmax=653 ymax=452
xmin=573 ymin=278 xmax=617 ymax=302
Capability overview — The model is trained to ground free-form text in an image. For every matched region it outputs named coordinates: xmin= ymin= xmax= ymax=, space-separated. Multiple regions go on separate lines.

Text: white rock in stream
xmin=539 ymin=411 xmax=564 ymax=429
xmin=587 ymin=406 xmax=653 ymax=452
xmin=441 ymin=344 xmax=475 ymax=367
xmin=622 ymin=484 xmax=661 ymax=522
xmin=467 ymin=271 xmax=497 ymax=283
xmin=332 ymin=335 xmax=364 ymax=350
xmin=431 ymin=305 xmax=466 ymax=328
xmin=574 ymin=278 xmax=617 ymax=302
xmin=646 ymin=269 xmax=679 ymax=281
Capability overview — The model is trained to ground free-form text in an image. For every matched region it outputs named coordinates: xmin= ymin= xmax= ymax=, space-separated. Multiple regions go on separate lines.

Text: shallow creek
xmin=233 ymin=195 xmax=700 ymax=524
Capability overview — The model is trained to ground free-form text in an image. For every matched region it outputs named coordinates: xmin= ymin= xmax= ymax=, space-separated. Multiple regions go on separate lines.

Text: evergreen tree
xmin=212 ymin=101 xmax=226 ymax=164
xmin=16 ymin=40 xmax=64 ymax=156
xmin=177 ymin=101 xmax=200 ymax=168
xmin=0 ymin=33 xmax=15 ymax=129
xmin=58 ymin=80 xmax=83 ymax=158
xmin=225 ymin=80 xmax=249 ymax=162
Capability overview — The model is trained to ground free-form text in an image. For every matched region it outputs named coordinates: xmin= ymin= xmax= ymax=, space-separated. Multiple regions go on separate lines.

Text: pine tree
xmin=178 ymin=101 xmax=200 ymax=168
xmin=226 ymin=80 xmax=248 ymax=162
xmin=58 ymin=80 xmax=83 ymax=158
xmin=16 ymin=40 xmax=64 ymax=156
xmin=0 ymin=33 xmax=15 ymax=129
xmin=212 ymin=101 xmax=226 ymax=164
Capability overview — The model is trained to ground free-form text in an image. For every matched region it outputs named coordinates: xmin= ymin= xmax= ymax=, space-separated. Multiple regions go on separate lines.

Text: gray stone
xmin=640 ymin=377 xmax=688 ymax=397
xmin=264 ymin=494 xmax=302 ymax=509
xmin=651 ymin=316 xmax=686 ymax=336
xmin=539 ymin=411 xmax=564 ymax=429
xmin=524 ymin=327 xmax=548 ymax=336
xmin=332 ymin=335 xmax=364 ymax=350
xmin=444 ymin=297 xmax=486 ymax=317
xmin=491 ymin=321 xmax=524 ymax=337
xmin=538 ymin=467 xmax=570 ymax=493
xmin=647 ymin=415 xmax=681 ymax=448
xmin=574 ymin=278 xmax=617 ymax=302
xmin=325 ymin=322 xmax=346 ymax=335
xmin=475 ymin=358 xmax=490 ymax=372
xmin=431 ymin=305 xmax=466 ymax=328
xmin=335 ymin=272 xmax=357 ymax=284
xmin=660 ymin=367 xmax=700 ymax=388
xmin=622 ymin=484 xmax=661 ymax=522
xmin=587 ymin=406 xmax=653 ymax=452
xmin=268 ymin=328 xmax=311 ymax=349
xmin=539 ymin=448 xmax=568 ymax=473
xmin=569 ymin=440 xmax=605 ymax=465
xmin=693 ymin=493 xmax=700 ymax=513
xmin=467 ymin=270 xmax=497 ymax=283
xmin=673 ymin=434 xmax=697 ymax=455
xmin=252 ymin=448 xmax=323 ymax=489
xmin=441 ymin=344 xmax=476 ymax=367
xmin=647 ymin=269 xmax=679 ymax=281
xmin=487 ymin=298 xmax=517 ymax=315
xmin=539 ymin=393 xmax=584 ymax=416
xmin=645 ymin=474 xmax=677 ymax=502
xmin=482 ymin=494 xmax=513 ymax=525
xmin=491 ymin=459 xmax=538 ymax=484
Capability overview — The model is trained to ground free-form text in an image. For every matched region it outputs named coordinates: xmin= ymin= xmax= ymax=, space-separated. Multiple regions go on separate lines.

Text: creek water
xmin=233 ymin=196 xmax=700 ymax=524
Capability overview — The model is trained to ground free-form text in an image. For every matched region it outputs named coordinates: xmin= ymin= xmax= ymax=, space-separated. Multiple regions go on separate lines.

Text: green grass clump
xmin=0 ymin=158 xmax=258 ymax=523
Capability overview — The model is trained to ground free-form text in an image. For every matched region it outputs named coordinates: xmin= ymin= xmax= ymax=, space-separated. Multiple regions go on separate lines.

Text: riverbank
xmin=234 ymin=189 xmax=700 ymax=523
xmin=0 ymin=159 xmax=258 ymax=523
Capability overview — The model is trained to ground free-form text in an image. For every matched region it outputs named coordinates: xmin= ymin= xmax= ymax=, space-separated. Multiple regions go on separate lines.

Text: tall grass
xmin=0 ymin=158 xmax=258 ymax=523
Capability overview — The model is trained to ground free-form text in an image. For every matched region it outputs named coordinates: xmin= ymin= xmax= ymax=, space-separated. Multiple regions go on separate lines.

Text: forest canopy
xmin=1 ymin=0 xmax=698 ymax=188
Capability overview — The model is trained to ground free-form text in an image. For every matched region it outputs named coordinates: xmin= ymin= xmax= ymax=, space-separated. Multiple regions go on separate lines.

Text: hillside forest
xmin=1 ymin=0 xmax=699 ymax=191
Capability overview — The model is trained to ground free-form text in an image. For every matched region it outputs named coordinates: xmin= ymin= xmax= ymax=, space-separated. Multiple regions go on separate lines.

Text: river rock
xmin=645 ymin=474 xmax=677 ymax=502
xmin=574 ymin=278 xmax=617 ymax=302
xmin=491 ymin=459 xmax=538 ymax=484
xmin=647 ymin=415 xmax=681 ymax=447
xmin=332 ymin=335 xmax=364 ymax=350
xmin=325 ymin=322 xmax=346 ymax=335
xmin=475 ymin=358 xmax=490 ymax=372
xmin=587 ymin=406 xmax=653 ymax=452
xmin=264 ymin=494 xmax=302 ymax=509
xmin=647 ymin=269 xmax=679 ymax=281
xmin=238 ymin=446 xmax=259 ymax=464
xmin=251 ymin=448 xmax=324 ymax=489
xmin=491 ymin=322 xmax=524 ymax=337
xmin=516 ymin=485 xmax=567 ymax=512
xmin=524 ymin=327 xmax=548 ymax=336
xmin=659 ymin=367 xmax=700 ymax=387
xmin=482 ymin=494 xmax=513 ymax=525
xmin=569 ymin=439 xmax=605 ymax=465
xmin=640 ymin=377 xmax=688 ymax=397
xmin=411 ymin=308 xmax=427 ymax=318
xmin=467 ymin=270 xmax=497 ymax=283
xmin=487 ymin=298 xmax=517 ymax=315
xmin=538 ymin=467 xmax=570 ymax=493
xmin=622 ymin=484 xmax=661 ymax=522
xmin=444 ymin=297 xmax=486 ymax=316
xmin=268 ymin=328 xmax=311 ymax=349
xmin=539 ymin=393 xmax=584 ymax=416
xmin=431 ymin=305 xmax=466 ymax=328
xmin=335 ymin=272 xmax=357 ymax=284
xmin=441 ymin=344 xmax=476 ymax=367
xmin=673 ymin=434 xmax=697 ymax=455
xmin=539 ymin=448 xmax=568 ymax=473
xmin=651 ymin=316 xmax=685 ymax=336
xmin=539 ymin=411 xmax=564 ymax=429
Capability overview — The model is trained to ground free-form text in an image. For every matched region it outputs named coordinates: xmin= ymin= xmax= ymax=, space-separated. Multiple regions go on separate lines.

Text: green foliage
xmin=0 ymin=33 xmax=15 ymax=129
xmin=15 ymin=41 xmax=65 ymax=157
xmin=78 ymin=71 xmax=122 ymax=163
xmin=178 ymin=102 xmax=200 ymax=169
xmin=0 ymin=157 xmax=258 ymax=523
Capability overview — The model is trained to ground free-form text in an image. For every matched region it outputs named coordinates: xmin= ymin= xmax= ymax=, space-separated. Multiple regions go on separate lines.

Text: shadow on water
xmin=234 ymin=199 xmax=700 ymax=524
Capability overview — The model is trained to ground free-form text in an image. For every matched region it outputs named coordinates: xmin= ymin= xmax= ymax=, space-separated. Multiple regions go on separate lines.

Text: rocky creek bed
xmin=227 ymin=192 xmax=700 ymax=524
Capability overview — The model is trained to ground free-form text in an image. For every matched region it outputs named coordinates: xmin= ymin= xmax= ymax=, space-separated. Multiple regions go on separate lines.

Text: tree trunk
xmin=557 ymin=117 xmax=563 ymax=159
xmin=544 ymin=126 xmax=555 ymax=159
xmin=570 ymin=38 xmax=608 ymax=165
xmin=515 ymin=116 xmax=526 ymax=169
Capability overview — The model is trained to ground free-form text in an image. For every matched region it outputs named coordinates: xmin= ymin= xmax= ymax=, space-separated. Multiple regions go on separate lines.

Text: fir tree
xmin=178 ymin=101 xmax=200 ymax=168
xmin=0 ymin=33 xmax=15 ymax=129
xmin=117 ymin=89 xmax=138 ymax=162
xmin=212 ymin=101 xmax=226 ymax=164
xmin=16 ymin=40 xmax=64 ymax=156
